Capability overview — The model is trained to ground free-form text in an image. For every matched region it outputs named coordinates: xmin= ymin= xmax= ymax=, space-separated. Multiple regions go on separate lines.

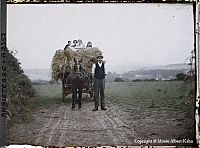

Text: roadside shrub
xmin=132 ymin=79 xmax=141 ymax=82
xmin=7 ymin=49 xmax=36 ymax=126
xmin=176 ymin=73 xmax=187 ymax=81
xmin=114 ymin=78 xmax=124 ymax=82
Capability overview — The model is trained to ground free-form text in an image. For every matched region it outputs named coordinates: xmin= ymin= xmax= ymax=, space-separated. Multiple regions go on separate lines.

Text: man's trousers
xmin=94 ymin=78 xmax=105 ymax=109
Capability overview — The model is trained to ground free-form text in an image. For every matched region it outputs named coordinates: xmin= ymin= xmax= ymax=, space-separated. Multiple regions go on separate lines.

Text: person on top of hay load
xmin=64 ymin=40 xmax=72 ymax=50
xmin=51 ymin=41 xmax=102 ymax=84
xmin=76 ymin=39 xmax=85 ymax=49
xmin=71 ymin=40 xmax=78 ymax=48
xmin=86 ymin=41 xmax=92 ymax=48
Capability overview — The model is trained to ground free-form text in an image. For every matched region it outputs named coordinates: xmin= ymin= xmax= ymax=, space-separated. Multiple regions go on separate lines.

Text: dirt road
xmin=7 ymin=94 xmax=194 ymax=146
xmin=7 ymin=98 xmax=141 ymax=146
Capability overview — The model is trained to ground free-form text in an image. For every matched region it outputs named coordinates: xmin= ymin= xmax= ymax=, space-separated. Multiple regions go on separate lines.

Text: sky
xmin=7 ymin=4 xmax=194 ymax=73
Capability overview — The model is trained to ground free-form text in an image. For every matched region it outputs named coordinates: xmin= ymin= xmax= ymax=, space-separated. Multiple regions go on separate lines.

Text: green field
xmin=32 ymin=84 xmax=63 ymax=108
xmin=105 ymin=81 xmax=195 ymax=115
xmin=31 ymin=80 xmax=195 ymax=115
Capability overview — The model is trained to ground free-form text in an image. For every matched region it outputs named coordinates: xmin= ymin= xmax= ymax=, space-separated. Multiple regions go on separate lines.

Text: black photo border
xmin=1 ymin=0 xmax=199 ymax=147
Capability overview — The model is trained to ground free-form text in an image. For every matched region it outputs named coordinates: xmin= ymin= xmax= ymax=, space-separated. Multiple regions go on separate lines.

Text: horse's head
xmin=69 ymin=58 xmax=86 ymax=89
xmin=73 ymin=58 xmax=85 ymax=80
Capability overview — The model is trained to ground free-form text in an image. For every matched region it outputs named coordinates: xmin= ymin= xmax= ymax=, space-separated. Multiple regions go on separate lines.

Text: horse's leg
xmin=72 ymin=89 xmax=75 ymax=109
xmin=75 ymin=89 xmax=78 ymax=104
xmin=78 ymin=89 xmax=82 ymax=109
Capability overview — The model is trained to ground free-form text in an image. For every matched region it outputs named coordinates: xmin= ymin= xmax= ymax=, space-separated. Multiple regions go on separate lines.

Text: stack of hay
xmin=51 ymin=47 xmax=102 ymax=82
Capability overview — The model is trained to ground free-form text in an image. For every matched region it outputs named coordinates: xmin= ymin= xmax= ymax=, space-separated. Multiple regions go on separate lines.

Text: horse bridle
xmin=74 ymin=71 xmax=84 ymax=77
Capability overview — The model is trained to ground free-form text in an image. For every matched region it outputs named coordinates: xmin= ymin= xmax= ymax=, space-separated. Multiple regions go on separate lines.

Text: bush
xmin=7 ymin=49 xmax=36 ymax=126
xmin=176 ymin=73 xmax=187 ymax=81
xmin=132 ymin=79 xmax=141 ymax=82
xmin=114 ymin=78 xmax=124 ymax=82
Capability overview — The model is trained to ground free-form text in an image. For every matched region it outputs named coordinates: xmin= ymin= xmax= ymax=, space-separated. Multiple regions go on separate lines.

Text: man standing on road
xmin=92 ymin=55 xmax=107 ymax=111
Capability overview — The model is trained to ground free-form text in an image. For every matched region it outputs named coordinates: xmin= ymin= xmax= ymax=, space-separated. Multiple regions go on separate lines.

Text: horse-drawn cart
xmin=61 ymin=69 xmax=94 ymax=102
xmin=51 ymin=47 xmax=102 ymax=103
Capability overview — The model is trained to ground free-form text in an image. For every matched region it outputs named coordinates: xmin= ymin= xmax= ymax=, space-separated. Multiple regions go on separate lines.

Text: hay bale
xmin=77 ymin=47 xmax=102 ymax=74
xmin=51 ymin=47 xmax=102 ymax=82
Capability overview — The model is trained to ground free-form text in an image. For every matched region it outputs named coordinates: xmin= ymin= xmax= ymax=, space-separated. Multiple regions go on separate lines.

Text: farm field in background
xmin=106 ymin=81 xmax=195 ymax=114
xmin=105 ymin=80 xmax=195 ymax=140
xmin=33 ymin=80 xmax=195 ymax=115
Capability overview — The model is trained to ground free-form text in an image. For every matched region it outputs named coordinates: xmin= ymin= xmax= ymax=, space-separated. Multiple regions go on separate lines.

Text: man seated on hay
xmin=64 ymin=40 xmax=72 ymax=50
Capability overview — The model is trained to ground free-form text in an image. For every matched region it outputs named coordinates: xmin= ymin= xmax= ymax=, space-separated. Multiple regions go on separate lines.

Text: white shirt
xmin=92 ymin=62 xmax=106 ymax=75
xmin=76 ymin=43 xmax=85 ymax=49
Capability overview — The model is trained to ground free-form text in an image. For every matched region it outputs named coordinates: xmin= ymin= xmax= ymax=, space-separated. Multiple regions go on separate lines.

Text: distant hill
xmin=123 ymin=63 xmax=192 ymax=80
xmin=24 ymin=69 xmax=51 ymax=81
xmin=124 ymin=69 xmax=188 ymax=79
xmin=31 ymin=79 xmax=50 ymax=85
xmin=146 ymin=63 xmax=191 ymax=70
xmin=24 ymin=63 xmax=193 ymax=81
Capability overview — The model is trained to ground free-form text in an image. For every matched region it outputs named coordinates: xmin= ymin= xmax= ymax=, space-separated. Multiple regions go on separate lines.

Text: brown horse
xmin=70 ymin=59 xmax=86 ymax=110
xmin=62 ymin=58 xmax=93 ymax=107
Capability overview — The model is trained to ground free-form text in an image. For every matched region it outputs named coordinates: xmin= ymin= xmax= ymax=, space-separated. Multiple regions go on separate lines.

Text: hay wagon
xmin=51 ymin=47 xmax=102 ymax=102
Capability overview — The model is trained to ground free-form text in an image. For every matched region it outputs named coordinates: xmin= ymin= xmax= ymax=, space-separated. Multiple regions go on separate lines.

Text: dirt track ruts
xmin=19 ymin=99 xmax=140 ymax=146
xmin=7 ymin=94 xmax=194 ymax=146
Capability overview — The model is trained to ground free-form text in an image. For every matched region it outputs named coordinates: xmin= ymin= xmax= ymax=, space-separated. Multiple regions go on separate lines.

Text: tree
xmin=176 ymin=73 xmax=187 ymax=81
xmin=114 ymin=78 xmax=124 ymax=82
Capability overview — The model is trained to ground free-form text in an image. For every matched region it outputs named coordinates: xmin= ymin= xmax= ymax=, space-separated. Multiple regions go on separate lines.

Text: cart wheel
xmin=89 ymin=91 xmax=94 ymax=100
